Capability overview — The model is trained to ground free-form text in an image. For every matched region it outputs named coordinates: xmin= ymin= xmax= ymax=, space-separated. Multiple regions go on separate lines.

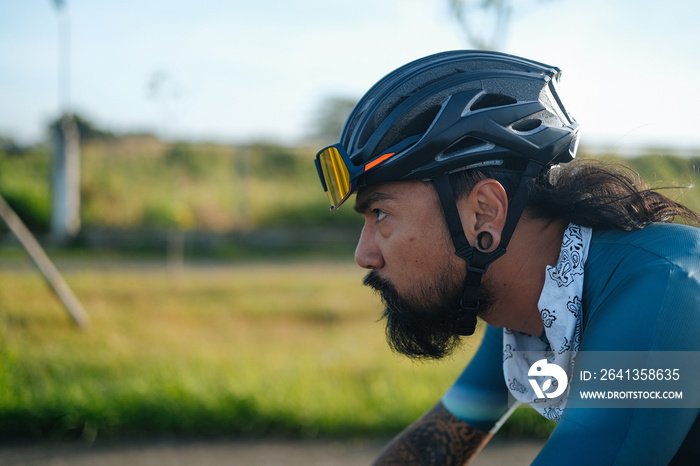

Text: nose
xmin=354 ymin=223 xmax=384 ymax=270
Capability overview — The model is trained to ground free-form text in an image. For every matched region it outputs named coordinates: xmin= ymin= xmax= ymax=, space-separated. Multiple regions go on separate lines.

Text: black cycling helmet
xmin=315 ymin=50 xmax=579 ymax=335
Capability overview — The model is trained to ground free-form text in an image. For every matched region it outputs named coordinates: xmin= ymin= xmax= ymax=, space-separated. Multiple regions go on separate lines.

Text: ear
xmin=456 ymin=179 xmax=508 ymax=251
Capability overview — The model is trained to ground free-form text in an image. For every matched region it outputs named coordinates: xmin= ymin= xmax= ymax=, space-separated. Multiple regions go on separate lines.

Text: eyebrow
xmin=354 ymin=191 xmax=393 ymax=214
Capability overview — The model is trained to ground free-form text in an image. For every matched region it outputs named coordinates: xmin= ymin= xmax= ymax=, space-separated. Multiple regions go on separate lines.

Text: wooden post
xmin=0 ymin=193 xmax=89 ymax=329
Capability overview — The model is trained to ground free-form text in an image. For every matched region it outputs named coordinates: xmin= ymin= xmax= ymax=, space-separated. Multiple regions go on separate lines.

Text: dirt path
xmin=0 ymin=438 xmax=545 ymax=465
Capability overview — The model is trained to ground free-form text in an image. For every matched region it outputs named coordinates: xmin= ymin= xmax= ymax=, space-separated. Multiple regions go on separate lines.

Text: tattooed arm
xmin=372 ymin=402 xmax=492 ymax=465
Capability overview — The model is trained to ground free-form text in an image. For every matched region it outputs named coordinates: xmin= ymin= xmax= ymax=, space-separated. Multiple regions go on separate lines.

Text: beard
xmin=363 ymin=269 xmax=495 ymax=360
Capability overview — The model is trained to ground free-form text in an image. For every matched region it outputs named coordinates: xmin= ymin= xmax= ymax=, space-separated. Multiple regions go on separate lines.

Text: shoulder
xmin=589 ymin=223 xmax=700 ymax=265
xmin=582 ymin=223 xmax=700 ymax=351
xmin=587 ymin=223 xmax=700 ymax=283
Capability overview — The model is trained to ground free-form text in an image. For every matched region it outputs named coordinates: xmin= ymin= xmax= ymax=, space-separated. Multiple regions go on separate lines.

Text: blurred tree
xmin=447 ymin=0 xmax=559 ymax=51
xmin=166 ymin=142 xmax=210 ymax=177
xmin=48 ymin=113 xmax=115 ymax=142
xmin=248 ymin=142 xmax=300 ymax=178
xmin=0 ymin=136 xmax=28 ymax=155
xmin=308 ymin=96 xmax=357 ymax=145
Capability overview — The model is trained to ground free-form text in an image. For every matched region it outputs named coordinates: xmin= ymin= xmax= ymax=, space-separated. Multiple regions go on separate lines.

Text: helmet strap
xmin=432 ymin=160 xmax=541 ymax=336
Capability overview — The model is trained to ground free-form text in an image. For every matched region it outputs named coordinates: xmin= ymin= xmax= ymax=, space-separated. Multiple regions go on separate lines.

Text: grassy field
xmin=0 ymin=256 xmax=553 ymax=443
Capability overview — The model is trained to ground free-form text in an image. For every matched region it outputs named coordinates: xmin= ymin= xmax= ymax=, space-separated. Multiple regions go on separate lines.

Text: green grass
xmin=0 ymin=257 xmax=553 ymax=443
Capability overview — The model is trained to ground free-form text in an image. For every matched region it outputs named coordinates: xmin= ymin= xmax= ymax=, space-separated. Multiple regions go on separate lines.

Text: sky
xmin=1 ymin=0 xmax=699 ymax=153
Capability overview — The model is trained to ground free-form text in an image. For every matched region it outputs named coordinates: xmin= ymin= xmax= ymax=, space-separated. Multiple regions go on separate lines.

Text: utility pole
xmin=51 ymin=0 xmax=81 ymax=244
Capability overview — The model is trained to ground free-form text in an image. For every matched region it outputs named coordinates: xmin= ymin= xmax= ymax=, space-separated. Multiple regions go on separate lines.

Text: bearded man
xmin=314 ymin=50 xmax=700 ymax=465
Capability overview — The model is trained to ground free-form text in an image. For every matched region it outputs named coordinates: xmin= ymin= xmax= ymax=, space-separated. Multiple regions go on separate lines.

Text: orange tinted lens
xmin=318 ymin=146 xmax=351 ymax=209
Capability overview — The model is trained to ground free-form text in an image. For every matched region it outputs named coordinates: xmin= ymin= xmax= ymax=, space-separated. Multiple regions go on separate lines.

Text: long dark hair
xmin=449 ymin=158 xmax=700 ymax=230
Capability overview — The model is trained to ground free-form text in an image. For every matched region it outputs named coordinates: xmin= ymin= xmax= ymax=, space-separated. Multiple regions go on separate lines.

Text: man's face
xmin=354 ymin=181 xmax=489 ymax=359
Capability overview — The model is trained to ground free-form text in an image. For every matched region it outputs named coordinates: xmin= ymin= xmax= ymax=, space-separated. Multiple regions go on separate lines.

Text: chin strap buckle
xmin=455 ymin=299 xmax=479 ymax=336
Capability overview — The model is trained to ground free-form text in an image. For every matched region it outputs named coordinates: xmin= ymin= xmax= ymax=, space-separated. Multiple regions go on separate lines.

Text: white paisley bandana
xmin=502 ymin=223 xmax=592 ymax=422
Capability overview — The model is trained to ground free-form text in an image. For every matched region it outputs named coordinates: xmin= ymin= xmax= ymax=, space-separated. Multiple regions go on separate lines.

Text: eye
xmin=373 ymin=209 xmax=387 ymax=221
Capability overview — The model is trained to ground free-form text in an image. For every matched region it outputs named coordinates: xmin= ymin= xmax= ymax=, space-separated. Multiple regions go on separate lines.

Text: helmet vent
xmin=470 ymin=93 xmax=517 ymax=111
xmin=376 ymin=104 xmax=441 ymax=156
xmin=442 ymin=136 xmax=487 ymax=157
xmin=512 ymin=119 xmax=542 ymax=133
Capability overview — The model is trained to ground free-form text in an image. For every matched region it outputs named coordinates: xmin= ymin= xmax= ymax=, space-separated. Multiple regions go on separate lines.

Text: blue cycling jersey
xmin=442 ymin=223 xmax=700 ymax=464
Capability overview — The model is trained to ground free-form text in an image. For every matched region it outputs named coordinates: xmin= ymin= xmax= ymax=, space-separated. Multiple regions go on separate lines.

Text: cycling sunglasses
xmin=314 ymin=143 xmax=396 ymax=211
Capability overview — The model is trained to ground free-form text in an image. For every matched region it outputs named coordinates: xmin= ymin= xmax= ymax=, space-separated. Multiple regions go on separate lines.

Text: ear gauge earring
xmin=476 ymin=231 xmax=494 ymax=252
